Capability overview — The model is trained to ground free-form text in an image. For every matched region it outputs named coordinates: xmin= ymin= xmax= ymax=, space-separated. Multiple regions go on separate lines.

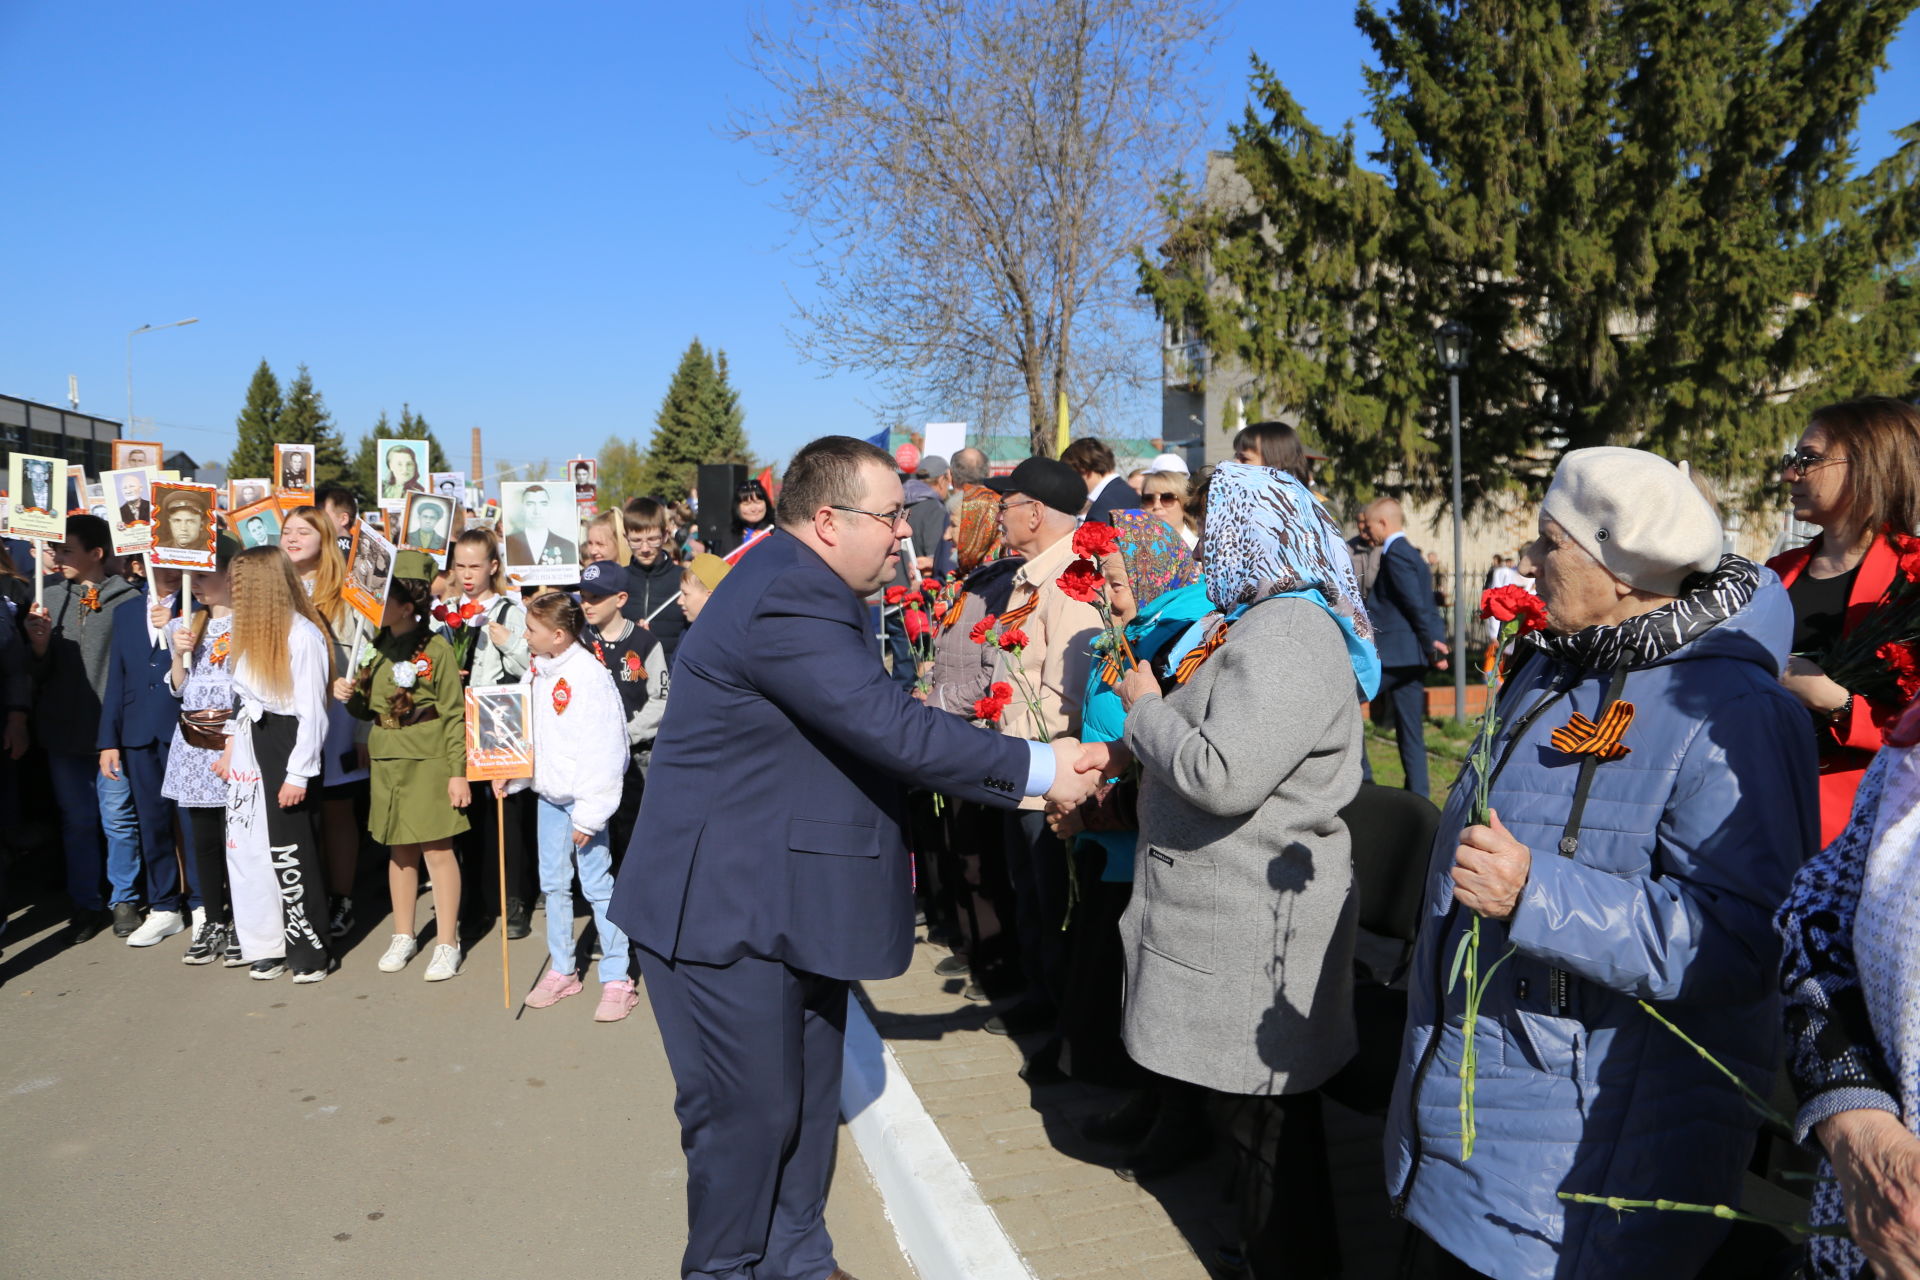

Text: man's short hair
xmin=623 ymin=496 xmax=670 ymax=535
xmin=1059 ymin=437 xmax=1115 ymax=478
xmin=776 ymin=436 xmax=895 ymax=528
xmin=68 ymin=513 xmax=112 ymax=555
xmin=951 ymin=448 xmax=990 ymax=487
xmin=316 ymin=483 xmax=356 ymax=516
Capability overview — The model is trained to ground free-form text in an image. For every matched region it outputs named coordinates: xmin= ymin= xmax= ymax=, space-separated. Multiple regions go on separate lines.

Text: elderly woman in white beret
xmin=1385 ymin=447 xmax=1819 ymax=1280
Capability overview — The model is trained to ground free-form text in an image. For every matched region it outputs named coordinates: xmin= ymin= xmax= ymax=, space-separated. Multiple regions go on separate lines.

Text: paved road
xmin=0 ymin=898 xmax=913 ymax=1280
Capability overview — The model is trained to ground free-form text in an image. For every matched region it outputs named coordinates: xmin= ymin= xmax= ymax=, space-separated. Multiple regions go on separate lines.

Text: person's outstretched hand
xmin=1044 ymin=736 xmax=1101 ymax=808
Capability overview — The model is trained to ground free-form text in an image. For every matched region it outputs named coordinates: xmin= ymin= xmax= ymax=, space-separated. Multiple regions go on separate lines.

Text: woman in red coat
xmin=1768 ymin=395 xmax=1920 ymax=847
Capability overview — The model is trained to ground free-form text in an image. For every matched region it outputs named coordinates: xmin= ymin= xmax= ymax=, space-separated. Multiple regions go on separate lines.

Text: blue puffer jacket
xmin=1384 ymin=572 xmax=1819 ymax=1280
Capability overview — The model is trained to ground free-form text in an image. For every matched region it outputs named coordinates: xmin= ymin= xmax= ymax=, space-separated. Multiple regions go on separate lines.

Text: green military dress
xmin=348 ymin=629 xmax=471 ymax=845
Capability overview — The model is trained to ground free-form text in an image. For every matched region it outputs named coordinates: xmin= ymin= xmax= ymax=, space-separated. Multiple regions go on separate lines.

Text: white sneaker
xmin=127 ymin=910 xmax=185 ymax=948
xmin=376 ymin=934 xmax=418 ymax=973
xmin=423 ymin=944 xmax=462 ymax=982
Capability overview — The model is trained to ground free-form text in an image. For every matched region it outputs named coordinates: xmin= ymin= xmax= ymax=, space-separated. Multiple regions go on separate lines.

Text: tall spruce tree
xmin=1140 ymin=0 xmax=1920 ymax=509
xmin=349 ymin=404 xmax=452 ymax=508
xmin=638 ymin=340 xmax=753 ymax=499
xmin=275 ymin=364 xmax=352 ymax=485
xmin=226 ymin=359 xmax=285 ymax=480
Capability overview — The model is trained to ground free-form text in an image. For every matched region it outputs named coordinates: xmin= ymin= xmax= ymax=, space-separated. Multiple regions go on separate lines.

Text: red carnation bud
xmin=1073 ymin=522 xmax=1120 ymax=559
xmin=1056 ymin=558 xmax=1104 ymax=604
xmin=997 ymin=628 xmax=1029 ymax=652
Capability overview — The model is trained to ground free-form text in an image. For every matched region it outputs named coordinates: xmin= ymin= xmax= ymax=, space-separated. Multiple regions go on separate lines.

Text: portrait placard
xmin=149 ymin=482 xmax=219 ymax=571
xmin=112 ymin=440 xmax=164 ymax=472
xmin=429 ymin=471 xmax=466 ymax=507
xmin=231 ymin=497 xmax=284 ymax=549
xmin=376 ymin=439 xmax=429 ymax=512
xmin=228 ymin=477 xmax=271 ymax=512
xmin=498 ymin=481 xmax=578 ymax=585
xmin=464 ymin=684 xmax=534 ymax=781
xmin=7 ymin=453 xmax=68 ymax=541
xmin=568 ymin=458 xmax=597 ymax=495
xmin=274 ymin=444 xmax=315 ymax=504
xmin=66 ymin=466 xmax=88 ymax=514
xmin=342 ymin=517 xmax=396 ymax=630
xmin=102 ymin=466 xmax=159 ymax=554
xmin=400 ymin=492 xmax=455 ymax=561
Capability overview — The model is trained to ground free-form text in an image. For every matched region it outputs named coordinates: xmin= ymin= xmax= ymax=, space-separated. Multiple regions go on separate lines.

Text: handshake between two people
xmin=1042 ymin=738 xmax=1123 ymax=809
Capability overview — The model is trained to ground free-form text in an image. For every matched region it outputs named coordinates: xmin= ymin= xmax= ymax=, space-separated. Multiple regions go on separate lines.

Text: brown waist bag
xmin=179 ymin=708 xmax=233 ymax=750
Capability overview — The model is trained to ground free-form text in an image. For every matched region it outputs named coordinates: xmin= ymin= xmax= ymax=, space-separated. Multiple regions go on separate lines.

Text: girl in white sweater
xmin=503 ymin=591 xmax=636 ymax=1022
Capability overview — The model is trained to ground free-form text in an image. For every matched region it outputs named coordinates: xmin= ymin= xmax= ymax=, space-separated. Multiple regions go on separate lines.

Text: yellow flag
xmin=1055 ymin=389 xmax=1070 ymax=457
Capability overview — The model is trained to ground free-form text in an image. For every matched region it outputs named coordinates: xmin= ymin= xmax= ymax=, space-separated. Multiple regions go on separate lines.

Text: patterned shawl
xmin=1202 ymin=461 xmax=1379 ymax=699
xmin=955 ymin=483 xmax=1004 ymax=572
xmin=1110 ymin=510 xmax=1198 ymax=609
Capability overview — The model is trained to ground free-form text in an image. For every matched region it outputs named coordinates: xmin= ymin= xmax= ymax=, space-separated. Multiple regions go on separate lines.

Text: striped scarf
xmin=1527 ymin=555 xmax=1760 ymax=673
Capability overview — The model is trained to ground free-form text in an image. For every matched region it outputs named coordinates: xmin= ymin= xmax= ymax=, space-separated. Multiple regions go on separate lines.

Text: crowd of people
xmin=8 ymin=398 xmax=1920 ymax=1280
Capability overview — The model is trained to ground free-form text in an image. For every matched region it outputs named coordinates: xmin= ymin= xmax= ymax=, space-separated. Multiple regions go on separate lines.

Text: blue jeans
xmin=47 ymin=751 xmax=141 ymax=912
xmin=536 ymin=795 xmax=630 ymax=983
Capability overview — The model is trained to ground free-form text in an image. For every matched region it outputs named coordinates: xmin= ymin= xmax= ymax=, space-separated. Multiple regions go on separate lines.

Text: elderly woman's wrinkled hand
xmin=1451 ymin=808 xmax=1530 ymax=921
xmin=1118 ymin=661 xmax=1159 ymax=710
xmin=1820 ymin=1109 xmax=1920 ymax=1280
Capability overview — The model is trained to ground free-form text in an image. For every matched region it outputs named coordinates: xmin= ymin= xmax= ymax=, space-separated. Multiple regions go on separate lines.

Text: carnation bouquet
xmin=1806 ymin=530 xmax=1920 ymax=717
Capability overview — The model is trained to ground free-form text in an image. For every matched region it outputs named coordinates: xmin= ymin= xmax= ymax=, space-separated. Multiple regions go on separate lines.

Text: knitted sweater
xmin=31 ymin=575 xmax=141 ymax=754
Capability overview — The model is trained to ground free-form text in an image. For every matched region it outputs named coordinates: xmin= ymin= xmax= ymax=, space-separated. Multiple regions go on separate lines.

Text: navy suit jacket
xmin=1366 ymin=537 xmax=1445 ymax=669
xmin=607 ymin=530 xmax=1033 ymax=981
xmin=1084 ymin=476 xmax=1141 ymax=525
xmin=97 ymin=595 xmax=179 ymax=751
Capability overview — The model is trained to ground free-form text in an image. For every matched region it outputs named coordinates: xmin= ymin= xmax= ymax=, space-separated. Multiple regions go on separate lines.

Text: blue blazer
xmin=608 ymin=530 xmax=1033 ymax=980
xmin=97 ymin=594 xmax=179 ymax=751
xmin=1367 ymin=537 xmax=1445 ymax=669
xmin=1085 ymin=476 xmax=1141 ymax=525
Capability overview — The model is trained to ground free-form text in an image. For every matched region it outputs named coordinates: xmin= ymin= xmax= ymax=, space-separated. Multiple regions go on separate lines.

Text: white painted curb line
xmin=841 ymin=992 xmax=1036 ymax=1280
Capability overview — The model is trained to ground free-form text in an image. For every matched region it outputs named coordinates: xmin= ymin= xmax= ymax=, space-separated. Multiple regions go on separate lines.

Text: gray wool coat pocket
xmin=1137 ymin=848 xmax=1218 ymax=974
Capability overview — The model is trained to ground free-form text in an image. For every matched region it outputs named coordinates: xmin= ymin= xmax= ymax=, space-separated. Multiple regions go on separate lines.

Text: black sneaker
xmin=110 ymin=901 xmax=142 ymax=938
xmin=934 ymin=954 xmax=971 ymax=978
xmin=328 ymin=895 xmax=354 ymax=939
xmin=505 ymin=898 xmax=531 ymax=941
xmin=182 ymin=920 xmax=222 ymax=965
xmin=221 ymin=926 xmax=247 ymax=968
xmin=249 ymin=958 xmax=286 ymax=980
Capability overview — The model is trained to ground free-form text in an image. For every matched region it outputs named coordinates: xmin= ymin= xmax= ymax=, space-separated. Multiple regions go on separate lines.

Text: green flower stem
xmin=1636 ymin=999 xmax=1795 ymax=1137
xmin=1557 ymin=1193 xmax=1849 ymax=1238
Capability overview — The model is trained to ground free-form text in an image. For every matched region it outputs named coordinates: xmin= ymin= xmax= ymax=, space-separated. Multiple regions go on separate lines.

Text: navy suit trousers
xmin=637 ymin=947 xmax=849 ymax=1280
xmin=124 ymin=742 xmax=195 ymax=912
xmin=1371 ymin=665 xmax=1430 ymax=797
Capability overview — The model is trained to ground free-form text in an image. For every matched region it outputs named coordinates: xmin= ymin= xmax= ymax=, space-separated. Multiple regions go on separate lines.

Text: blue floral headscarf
xmin=1202 ymin=461 xmax=1380 ymax=700
xmin=1108 ymin=510 xmax=1198 ymax=609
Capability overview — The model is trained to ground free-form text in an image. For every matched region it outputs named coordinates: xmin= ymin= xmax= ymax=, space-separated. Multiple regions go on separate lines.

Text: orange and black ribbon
xmin=1172 ymin=623 xmax=1231 ymax=685
xmin=1550 ymin=700 xmax=1635 ymax=761
xmin=938 ymin=590 xmax=971 ymax=635
xmin=80 ymin=585 xmax=101 ymax=612
xmin=997 ymin=593 xmax=1039 ymax=631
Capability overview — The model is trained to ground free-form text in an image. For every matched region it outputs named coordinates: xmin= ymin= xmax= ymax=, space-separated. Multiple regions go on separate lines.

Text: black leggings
xmin=255 ymin=711 xmax=330 ymax=972
xmin=180 ymin=806 xmax=229 ymax=924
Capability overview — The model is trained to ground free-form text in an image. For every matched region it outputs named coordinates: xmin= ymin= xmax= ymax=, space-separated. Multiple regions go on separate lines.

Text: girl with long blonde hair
xmin=582 ymin=509 xmax=632 ymax=567
xmin=213 ymin=546 xmax=336 ymax=983
xmin=281 ymin=504 xmax=370 ymax=938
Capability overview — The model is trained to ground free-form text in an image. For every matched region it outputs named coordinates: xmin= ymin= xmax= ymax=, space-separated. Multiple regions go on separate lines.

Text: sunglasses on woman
xmin=1780 ymin=448 xmax=1849 ymax=478
xmin=1142 ymin=492 xmax=1183 ymax=507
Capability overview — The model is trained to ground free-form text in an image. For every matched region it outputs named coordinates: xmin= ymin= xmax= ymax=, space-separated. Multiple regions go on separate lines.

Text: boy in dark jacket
xmin=578 ymin=562 xmax=669 ymax=868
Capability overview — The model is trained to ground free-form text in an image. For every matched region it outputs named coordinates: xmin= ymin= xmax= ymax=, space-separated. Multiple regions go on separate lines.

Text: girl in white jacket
xmin=502 ymin=591 xmax=637 ymax=1022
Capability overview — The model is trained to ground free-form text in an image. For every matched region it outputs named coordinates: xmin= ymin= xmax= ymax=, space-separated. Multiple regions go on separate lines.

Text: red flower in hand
xmin=1073 ymin=522 xmax=1120 ymax=559
xmin=903 ymin=609 xmax=931 ymax=642
xmin=997 ymin=628 xmax=1029 ymax=652
xmin=1895 ymin=534 xmax=1920 ymax=584
xmin=1480 ymin=585 xmax=1549 ymax=633
xmin=1878 ymin=642 xmax=1920 ymax=699
xmin=972 ymin=694 xmax=1007 ymax=723
xmin=884 ymin=585 xmax=908 ymax=605
xmin=990 ymin=681 xmax=1012 ymax=701
xmin=970 ymin=613 xmax=998 ymax=645
xmin=1056 ymin=558 xmax=1104 ymax=603
xmin=431 ymin=602 xmax=452 ymax=624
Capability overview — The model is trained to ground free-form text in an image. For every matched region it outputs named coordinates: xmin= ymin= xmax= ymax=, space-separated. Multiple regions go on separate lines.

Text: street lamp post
xmin=1434 ymin=320 xmax=1471 ymax=723
xmin=126 ymin=317 xmax=200 ymax=438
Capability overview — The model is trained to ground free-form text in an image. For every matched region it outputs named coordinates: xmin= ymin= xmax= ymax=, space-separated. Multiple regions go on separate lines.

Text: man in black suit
xmin=1360 ymin=498 xmax=1449 ymax=795
xmin=1062 ymin=436 xmax=1141 ymax=524
xmin=609 ymin=436 xmax=1101 ymax=1280
xmin=115 ymin=474 xmax=152 ymax=527
xmin=503 ymin=484 xmax=577 ymax=568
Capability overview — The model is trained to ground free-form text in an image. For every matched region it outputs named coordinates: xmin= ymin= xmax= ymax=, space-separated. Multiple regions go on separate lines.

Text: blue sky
xmin=2 ymin=2 xmax=1914 ymax=480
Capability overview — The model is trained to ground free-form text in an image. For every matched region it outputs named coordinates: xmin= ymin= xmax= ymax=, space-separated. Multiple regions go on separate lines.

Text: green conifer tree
xmin=349 ymin=404 xmax=453 ymax=508
xmin=274 ymin=364 xmax=352 ymax=486
xmin=638 ymin=340 xmax=754 ymax=500
xmin=226 ymin=359 xmax=285 ymax=481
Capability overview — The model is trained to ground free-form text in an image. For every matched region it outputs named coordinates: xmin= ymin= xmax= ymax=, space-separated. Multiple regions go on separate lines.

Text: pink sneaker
xmin=594 ymin=978 xmax=640 ymax=1023
xmin=523 ymin=968 xmax=584 ymax=1009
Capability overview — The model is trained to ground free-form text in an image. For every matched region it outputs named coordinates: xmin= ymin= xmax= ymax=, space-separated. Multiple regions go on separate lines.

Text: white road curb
xmin=841 ymin=993 xmax=1036 ymax=1280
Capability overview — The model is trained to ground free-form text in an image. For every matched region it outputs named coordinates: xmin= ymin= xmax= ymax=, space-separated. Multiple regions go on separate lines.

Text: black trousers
xmin=255 ymin=712 xmax=329 ymax=972
xmin=638 ymin=947 xmax=848 ymax=1280
xmin=947 ymin=800 xmax=1017 ymax=982
xmin=180 ymin=806 xmax=229 ymax=924
xmin=465 ymin=786 xmax=533 ymax=915
xmin=1224 ymin=1090 xmax=1341 ymax=1279
xmin=1002 ymin=808 xmax=1069 ymax=1008
xmin=1057 ymin=844 xmax=1145 ymax=1088
xmin=607 ymin=754 xmax=645 ymax=875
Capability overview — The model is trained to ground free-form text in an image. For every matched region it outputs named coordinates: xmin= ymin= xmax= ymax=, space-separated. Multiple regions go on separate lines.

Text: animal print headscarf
xmin=1203 ymin=462 xmax=1381 ymax=699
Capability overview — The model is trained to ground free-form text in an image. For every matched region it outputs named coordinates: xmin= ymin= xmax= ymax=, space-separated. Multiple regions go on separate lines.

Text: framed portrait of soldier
xmin=87 ymin=485 xmax=110 ymax=522
xmin=430 ymin=471 xmax=466 ymax=508
xmin=377 ymin=439 xmax=429 ymax=512
xmin=112 ymin=440 xmax=164 ymax=472
xmin=149 ymin=482 xmax=219 ymax=571
xmin=7 ymin=453 xmax=67 ymax=541
xmin=228 ymin=478 xmax=270 ymax=512
xmin=400 ymin=492 xmax=455 ymax=561
xmin=232 ymin=497 xmax=284 ymax=549
xmin=342 ymin=517 xmax=396 ymax=629
xmin=569 ymin=458 xmax=597 ymax=497
xmin=274 ymin=444 xmax=315 ymax=504
xmin=102 ymin=467 xmax=159 ymax=554
xmin=464 ymin=684 xmax=534 ymax=781
xmin=498 ymin=481 xmax=578 ymax=585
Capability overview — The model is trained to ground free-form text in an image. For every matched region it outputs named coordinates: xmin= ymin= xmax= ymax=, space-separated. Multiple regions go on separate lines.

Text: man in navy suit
xmin=609 ymin=436 xmax=1101 ymax=1280
xmin=98 ymin=564 xmax=200 ymax=946
xmin=1359 ymin=499 xmax=1449 ymax=796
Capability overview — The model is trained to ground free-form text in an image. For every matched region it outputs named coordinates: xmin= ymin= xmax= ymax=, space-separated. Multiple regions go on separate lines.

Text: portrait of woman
xmin=379 ymin=442 xmax=428 ymax=505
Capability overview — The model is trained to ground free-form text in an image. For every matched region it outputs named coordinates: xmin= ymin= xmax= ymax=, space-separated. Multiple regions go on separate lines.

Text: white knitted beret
xmin=1540 ymin=447 xmax=1722 ymax=596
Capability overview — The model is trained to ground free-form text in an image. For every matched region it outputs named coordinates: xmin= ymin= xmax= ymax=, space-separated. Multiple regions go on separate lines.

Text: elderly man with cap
xmin=1385 ymin=448 xmax=1819 ymax=1280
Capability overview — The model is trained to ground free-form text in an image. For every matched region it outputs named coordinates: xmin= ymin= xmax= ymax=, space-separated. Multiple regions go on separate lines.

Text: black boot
xmin=1118 ymin=1087 xmax=1212 ymax=1179
xmin=1082 ymin=1089 xmax=1160 ymax=1146
xmin=505 ymin=897 xmax=531 ymax=940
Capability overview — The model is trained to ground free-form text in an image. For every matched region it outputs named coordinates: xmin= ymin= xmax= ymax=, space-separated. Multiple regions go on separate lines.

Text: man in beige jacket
xmin=985 ymin=456 xmax=1104 ymax=1035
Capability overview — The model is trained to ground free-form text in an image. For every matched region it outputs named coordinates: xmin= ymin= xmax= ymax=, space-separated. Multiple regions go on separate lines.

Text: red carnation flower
xmin=970 ymin=613 xmax=998 ymax=645
xmin=990 ymin=681 xmax=1012 ymax=701
xmin=972 ymin=694 xmax=1007 ymax=723
xmin=884 ymin=586 xmax=908 ymax=605
xmin=1056 ymin=558 xmax=1104 ymax=603
xmin=1480 ymin=585 xmax=1549 ymax=633
xmin=1896 ymin=534 xmax=1920 ymax=584
xmin=997 ymin=628 xmax=1029 ymax=652
xmin=903 ymin=609 xmax=931 ymax=642
xmin=1878 ymin=642 xmax=1920 ymax=698
xmin=1073 ymin=522 xmax=1120 ymax=559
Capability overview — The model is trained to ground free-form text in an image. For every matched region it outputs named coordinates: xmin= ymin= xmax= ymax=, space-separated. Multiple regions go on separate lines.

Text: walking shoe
xmin=65 ymin=910 xmax=110 ymax=946
xmin=127 ymin=909 xmax=185 ymax=948
xmin=504 ymin=897 xmax=531 ymax=940
xmin=376 ymin=934 xmax=418 ymax=973
xmin=110 ymin=902 xmax=142 ymax=938
xmin=933 ymin=954 xmax=970 ymax=977
xmin=221 ymin=926 xmax=246 ymax=967
xmin=328 ymin=895 xmax=354 ymax=939
xmin=1081 ymin=1089 xmax=1159 ymax=1146
xmin=594 ymin=978 xmax=640 ymax=1023
xmin=291 ymin=965 xmax=328 ymax=984
xmin=182 ymin=919 xmax=223 ymax=965
xmin=523 ymin=968 xmax=584 ymax=1009
xmin=423 ymin=943 xmax=462 ymax=981
xmin=249 ymin=958 xmax=286 ymax=980
xmin=962 ymin=981 xmax=992 ymax=1003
